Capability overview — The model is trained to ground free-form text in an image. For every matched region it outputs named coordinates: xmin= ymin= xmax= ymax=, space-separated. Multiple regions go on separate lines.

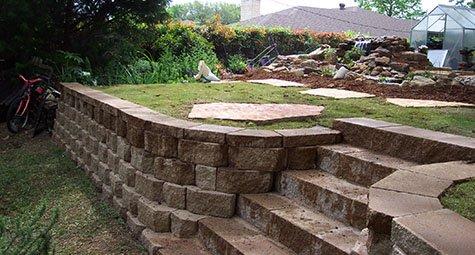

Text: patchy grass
xmin=99 ymin=82 xmax=475 ymax=137
xmin=441 ymin=180 xmax=475 ymax=221
xmin=0 ymin=127 xmax=145 ymax=254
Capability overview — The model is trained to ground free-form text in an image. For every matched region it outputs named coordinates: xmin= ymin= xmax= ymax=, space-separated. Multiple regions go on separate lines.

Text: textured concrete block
xmin=107 ymin=149 xmax=120 ymax=174
xmin=101 ymin=184 xmax=113 ymax=203
xmin=178 ymin=140 xmax=228 ymax=167
xmin=97 ymin=162 xmax=111 ymax=185
xmin=109 ymin=172 xmax=123 ymax=198
xmin=112 ymin=196 xmax=127 ymax=219
xmin=162 ymin=182 xmax=186 ymax=209
xmin=135 ymin=171 xmax=163 ymax=202
xmin=117 ymin=136 xmax=131 ymax=162
xmin=229 ymin=147 xmax=286 ymax=171
xmin=137 ymin=197 xmax=175 ymax=232
xmin=217 ymin=168 xmax=273 ymax=194
xmin=287 ymin=146 xmax=318 ymax=170
xmin=227 ymin=129 xmax=282 ymax=148
xmin=130 ymin=146 xmax=155 ymax=174
xmin=186 ymin=186 xmax=235 ymax=217
xmin=98 ymin=142 xmax=108 ymax=163
xmin=106 ymin=131 xmax=118 ymax=153
xmin=195 ymin=165 xmax=216 ymax=190
xmin=122 ymin=184 xmax=140 ymax=215
xmin=154 ymin=157 xmax=194 ymax=185
xmin=171 ymin=210 xmax=206 ymax=238
xmin=118 ymin=160 xmax=136 ymax=187
xmin=126 ymin=211 xmax=146 ymax=239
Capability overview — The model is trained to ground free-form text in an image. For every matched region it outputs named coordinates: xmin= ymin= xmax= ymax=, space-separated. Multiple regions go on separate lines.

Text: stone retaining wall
xmin=52 ymin=82 xmax=340 ymax=223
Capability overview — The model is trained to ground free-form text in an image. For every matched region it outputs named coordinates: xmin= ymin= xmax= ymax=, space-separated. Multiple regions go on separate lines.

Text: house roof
xmin=239 ymin=6 xmax=418 ymax=38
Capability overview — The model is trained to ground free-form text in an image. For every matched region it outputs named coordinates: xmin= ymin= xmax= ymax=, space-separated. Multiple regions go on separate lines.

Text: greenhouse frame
xmin=410 ymin=5 xmax=475 ymax=69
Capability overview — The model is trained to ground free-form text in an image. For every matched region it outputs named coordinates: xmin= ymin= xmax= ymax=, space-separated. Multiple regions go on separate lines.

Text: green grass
xmin=441 ymin=180 xmax=475 ymax=221
xmin=98 ymin=82 xmax=475 ymax=137
xmin=0 ymin=128 xmax=145 ymax=255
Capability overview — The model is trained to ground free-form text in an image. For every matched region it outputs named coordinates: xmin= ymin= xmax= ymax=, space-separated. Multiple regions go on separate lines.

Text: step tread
xmin=199 ymin=216 xmax=296 ymax=255
xmin=320 ymin=143 xmax=418 ymax=170
xmin=283 ymin=170 xmax=369 ymax=204
xmin=141 ymin=230 xmax=211 ymax=255
xmin=240 ymin=193 xmax=361 ymax=254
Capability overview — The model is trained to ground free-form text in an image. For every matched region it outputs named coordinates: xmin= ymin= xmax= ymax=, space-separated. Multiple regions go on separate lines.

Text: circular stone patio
xmin=188 ymin=103 xmax=324 ymax=123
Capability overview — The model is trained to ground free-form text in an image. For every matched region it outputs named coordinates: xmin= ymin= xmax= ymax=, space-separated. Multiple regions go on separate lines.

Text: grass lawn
xmin=441 ymin=180 xmax=475 ymax=221
xmin=99 ymin=82 xmax=475 ymax=137
xmin=0 ymin=127 xmax=145 ymax=254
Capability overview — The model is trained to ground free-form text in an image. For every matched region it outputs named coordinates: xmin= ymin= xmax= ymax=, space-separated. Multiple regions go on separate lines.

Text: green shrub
xmin=320 ymin=66 xmax=336 ymax=77
xmin=0 ymin=204 xmax=58 ymax=255
xmin=341 ymin=47 xmax=363 ymax=67
xmin=227 ymin=55 xmax=247 ymax=74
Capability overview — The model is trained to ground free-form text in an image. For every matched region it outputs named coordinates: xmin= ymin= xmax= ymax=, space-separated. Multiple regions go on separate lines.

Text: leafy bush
xmin=341 ymin=47 xmax=363 ymax=67
xmin=320 ymin=66 xmax=336 ymax=77
xmin=198 ymin=19 xmax=348 ymax=63
xmin=324 ymin=48 xmax=337 ymax=63
xmin=227 ymin=55 xmax=247 ymax=74
xmin=0 ymin=204 xmax=58 ymax=255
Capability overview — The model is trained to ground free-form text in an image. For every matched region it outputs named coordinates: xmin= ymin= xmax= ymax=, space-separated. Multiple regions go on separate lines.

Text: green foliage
xmin=320 ymin=66 xmax=336 ymax=77
xmin=227 ymin=55 xmax=248 ymax=74
xmin=450 ymin=0 xmax=475 ymax=8
xmin=0 ymin=204 xmax=58 ymax=255
xmin=341 ymin=47 xmax=363 ymax=67
xmin=168 ymin=1 xmax=240 ymax=25
xmin=199 ymin=19 xmax=348 ymax=63
xmin=355 ymin=0 xmax=425 ymax=19
xmin=441 ymin=180 xmax=475 ymax=221
xmin=52 ymin=51 xmax=96 ymax=86
xmin=324 ymin=48 xmax=337 ymax=63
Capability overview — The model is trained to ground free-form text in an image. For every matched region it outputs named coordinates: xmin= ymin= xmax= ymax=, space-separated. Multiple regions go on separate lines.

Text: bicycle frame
xmin=14 ymin=75 xmax=43 ymax=117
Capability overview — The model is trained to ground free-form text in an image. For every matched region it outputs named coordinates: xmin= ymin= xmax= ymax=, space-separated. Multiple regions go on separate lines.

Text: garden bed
xmin=239 ymin=70 xmax=475 ymax=104
xmin=98 ymin=82 xmax=475 ymax=137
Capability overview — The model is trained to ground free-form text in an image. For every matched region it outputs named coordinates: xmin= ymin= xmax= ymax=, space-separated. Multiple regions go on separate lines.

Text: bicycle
xmin=6 ymin=74 xmax=61 ymax=136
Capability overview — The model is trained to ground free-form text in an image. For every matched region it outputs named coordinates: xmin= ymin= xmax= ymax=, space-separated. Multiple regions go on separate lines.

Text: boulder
xmin=301 ymin=59 xmax=320 ymax=69
xmin=454 ymin=75 xmax=475 ymax=86
xmin=375 ymin=57 xmax=391 ymax=66
xmin=401 ymin=76 xmax=436 ymax=87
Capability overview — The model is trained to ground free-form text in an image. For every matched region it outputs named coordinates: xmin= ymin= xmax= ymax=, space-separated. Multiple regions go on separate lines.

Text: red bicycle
xmin=6 ymin=75 xmax=60 ymax=135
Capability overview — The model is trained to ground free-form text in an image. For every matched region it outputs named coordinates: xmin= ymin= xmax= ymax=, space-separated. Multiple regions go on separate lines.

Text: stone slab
xmin=403 ymin=161 xmax=475 ymax=182
xmin=372 ymin=170 xmax=452 ymax=198
xmin=301 ymin=88 xmax=375 ymax=99
xmin=393 ymin=209 xmax=475 ymax=255
xmin=188 ymin=103 xmax=324 ymax=123
xmin=387 ymin=98 xmax=474 ymax=108
xmin=248 ymin=79 xmax=305 ymax=87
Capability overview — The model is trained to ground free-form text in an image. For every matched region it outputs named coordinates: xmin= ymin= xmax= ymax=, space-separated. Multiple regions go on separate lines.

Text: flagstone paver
xmin=188 ymin=103 xmax=324 ymax=123
xmin=386 ymin=98 xmax=474 ymax=108
xmin=248 ymin=79 xmax=305 ymax=87
xmin=300 ymin=88 xmax=375 ymax=99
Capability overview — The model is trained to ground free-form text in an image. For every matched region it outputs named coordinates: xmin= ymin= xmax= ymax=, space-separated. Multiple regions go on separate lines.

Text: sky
xmin=171 ymin=0 xmax=453 ymax=15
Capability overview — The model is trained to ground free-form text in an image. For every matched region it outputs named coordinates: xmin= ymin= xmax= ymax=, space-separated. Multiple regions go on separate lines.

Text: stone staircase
xmin=195 ymin=122 xmax=427 ymax=255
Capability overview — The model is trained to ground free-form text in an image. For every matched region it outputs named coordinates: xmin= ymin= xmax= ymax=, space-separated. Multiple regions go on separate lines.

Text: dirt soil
xmin=235 ymin=70 xmax=475 ymax=104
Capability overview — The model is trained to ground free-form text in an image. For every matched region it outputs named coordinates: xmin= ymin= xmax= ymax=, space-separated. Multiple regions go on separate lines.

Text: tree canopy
xmin=355 ymin=0 xmax=425 ymax=19
xmin=450 ymin=0 xmax=475 ymax=8
xmin=0 ymin=0 xmax=170 ymax=69
xmin=168 ymin=1 xmax=240 ymax=25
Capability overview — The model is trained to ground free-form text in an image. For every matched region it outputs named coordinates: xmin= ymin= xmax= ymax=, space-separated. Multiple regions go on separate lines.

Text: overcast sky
xmin=171 ymin=0 xmax=453 ymax=14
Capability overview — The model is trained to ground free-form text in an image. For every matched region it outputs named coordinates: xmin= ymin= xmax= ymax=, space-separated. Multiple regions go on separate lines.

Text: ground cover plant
xmin=0 ymin=127 xmax=145 ymax=254
xmin=98 ymin=82 xmax=475 ymax=137
xmin=441 ymin=179 xmax=475 ymax=221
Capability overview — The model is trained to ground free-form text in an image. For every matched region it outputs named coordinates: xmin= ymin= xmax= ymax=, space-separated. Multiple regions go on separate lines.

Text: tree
xmin=449 ymin=0 xmax=475 ymax=8
xmin=0 ymin=0 xmax=170 ymax=69
xmin=168 ymin=1 xmax=240 ymax=25
xmin=355 ymin=0 xmax=425 ymax=19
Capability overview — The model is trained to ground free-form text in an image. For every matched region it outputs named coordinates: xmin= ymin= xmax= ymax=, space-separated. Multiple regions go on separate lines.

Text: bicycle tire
xmin=6 ymin=97 xmax=29 ymax=134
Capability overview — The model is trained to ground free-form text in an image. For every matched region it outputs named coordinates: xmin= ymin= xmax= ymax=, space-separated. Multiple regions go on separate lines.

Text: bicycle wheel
xmin=6 ymin=97 xmax=29 ymax=134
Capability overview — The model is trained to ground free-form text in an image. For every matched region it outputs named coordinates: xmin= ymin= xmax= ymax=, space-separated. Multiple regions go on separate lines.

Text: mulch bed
xmin=234 ymin=70 xmax=475 ymax=104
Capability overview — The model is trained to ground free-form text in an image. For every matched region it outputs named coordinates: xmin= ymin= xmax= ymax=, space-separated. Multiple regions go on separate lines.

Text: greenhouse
xmin=410 ymin=5 xmax=475 ymax=69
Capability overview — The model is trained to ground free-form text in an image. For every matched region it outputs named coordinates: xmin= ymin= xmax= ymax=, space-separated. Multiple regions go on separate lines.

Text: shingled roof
xmin=239 ymin=6 xmax=418 ymax=38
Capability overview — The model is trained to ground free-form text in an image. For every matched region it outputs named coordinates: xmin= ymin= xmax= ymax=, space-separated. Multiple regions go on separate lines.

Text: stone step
xmin=317 ymin=144 xmax=418 ymax=187
xmin=198 ymin=217 xmax=295 ymax=255
xmin=238 ymin=193 xmax=361 ymax=255
xmin=141 ymin=229 xmax=212 ymax=255
xmin=278 ymin=170 xmax=368 ymax=229
xmin=333 ymin=118 xmax=475 ymax=164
